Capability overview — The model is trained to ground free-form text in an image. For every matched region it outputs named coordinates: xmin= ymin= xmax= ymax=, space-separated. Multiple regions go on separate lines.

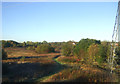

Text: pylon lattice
xmin=108 ymin=1 xmax=120 ymax=73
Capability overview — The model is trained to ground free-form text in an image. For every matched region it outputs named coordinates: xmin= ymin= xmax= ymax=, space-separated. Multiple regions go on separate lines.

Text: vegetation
xmin=2 ymin=38 xmax=120 ymax=83
xmin=115 ymin=46 xmax=120 ymax=65
xmin=2 ymin=40 xmax=19 ymax=48
xmin=2 ymin=39 xmax=119 ymax=65
xmin=73 ymin=39 xmax=101 ymax=61
xmin=88 ymin=43 xmax=105 ymax=65
xmin=26 ymin=46 xmax=35 ymax=50
xmin=35 ymin=44 xmax=55 ymax=54
xmin=61 ymin=42 xmax=74 ymax=56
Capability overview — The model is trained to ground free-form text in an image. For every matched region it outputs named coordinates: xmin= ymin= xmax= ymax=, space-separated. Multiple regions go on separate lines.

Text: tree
xmin=35 ymin=44 xmax=55 ymax=54
xmin=22 ymin=42 xmax=26 ymax=47
xmin=2 ymin=40 xmax=12 ymax=48
xmin=88 ymin=43 xmax=100 ymax=64
xmin=26 ymin=46 xmax=35 ymax=50
xmin=101 ymin=41 xmax=111 ymax=62
xmin=42 ymin=41 xmax=48 ymax=44
xmin=61 ymin=42 xmax=74 ymax=56
xmin=73 ymin=38 xmax=101 ymax=60
xmin=2 ymin=40 xmax=19 ymax=48
xmin=88 ymin=43 xmax=107 ymax=65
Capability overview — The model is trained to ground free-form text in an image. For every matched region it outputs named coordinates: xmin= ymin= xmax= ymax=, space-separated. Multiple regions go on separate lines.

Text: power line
xmin=109 ymin=0 xmax=119 ymax=74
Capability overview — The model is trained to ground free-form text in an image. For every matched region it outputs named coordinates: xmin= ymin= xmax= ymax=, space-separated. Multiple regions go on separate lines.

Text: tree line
xmin=2 ymin=39 xmax=120 ymax=66
xmin=61 ymin=38 xmax=120 ymax=65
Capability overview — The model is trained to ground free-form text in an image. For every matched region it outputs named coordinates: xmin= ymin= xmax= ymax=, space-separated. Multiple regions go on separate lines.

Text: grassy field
xmin=2 ymin=47 xmax=120 ymax=83
xmin=3 ymin=48 xmax=63 ymax=83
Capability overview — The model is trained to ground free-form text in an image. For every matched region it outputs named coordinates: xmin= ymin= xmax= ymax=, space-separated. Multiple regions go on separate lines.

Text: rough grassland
xmin=2 ymin=48 xmax=62 ymax=82
xmin=40 ymin=56 xmax=118 ymax=82
xmin=2 ymin=48 xmax=120 ymax=83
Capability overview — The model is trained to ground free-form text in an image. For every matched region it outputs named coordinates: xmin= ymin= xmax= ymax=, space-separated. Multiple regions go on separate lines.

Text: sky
xmin=2 ymin=2 xmax=118 ymax=42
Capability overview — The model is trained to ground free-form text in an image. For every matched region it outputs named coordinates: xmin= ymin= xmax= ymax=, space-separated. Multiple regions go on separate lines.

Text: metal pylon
xmin=109 ymin=1 xmax=120 ymax=73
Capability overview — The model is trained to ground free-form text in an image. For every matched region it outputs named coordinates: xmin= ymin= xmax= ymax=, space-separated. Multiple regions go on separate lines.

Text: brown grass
xmin=43 ymin=64 xmax=118 ymax=82
xmin=4 ymin=47 xmax=60 ymax=58
xmin=2 ymin=47 xmax=120 ymax=83
xmin=2 ymin=47 xmax=62 ymax=82
xmin=41 ymin=56 xmax=119 ymax=82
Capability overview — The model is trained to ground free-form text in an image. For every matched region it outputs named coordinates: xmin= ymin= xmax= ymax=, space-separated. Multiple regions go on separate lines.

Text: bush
xmin=73 ymin=49 xmax=86 ymax=60
xmin=88 ymin=43 xmax=107 ymax=65
xmin=2 ymin=49 xmax=7 ymax=60
xmin=88 ymin=43 xmax=100 ymax=64
xmin=61 ymin=43 xmax=74 ymax=56
xmin=35 ymin=44 xmax=55 ymax=54
xmin=26 ymin=46 xmax=35 ymax=50
xmin=73 ymin=38 xmax=101 ymax=60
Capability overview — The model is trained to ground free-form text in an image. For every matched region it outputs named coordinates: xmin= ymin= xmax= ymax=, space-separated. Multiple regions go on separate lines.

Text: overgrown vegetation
xmin=2 ymin=39 xmax=120 ymax=66
xmin=60 ymin=38 xmax=120 ymax=67
xmin=2 ymin=39 xmax=119 ymax=66
xmin=2 ymin=38 xmax=120 ymax=83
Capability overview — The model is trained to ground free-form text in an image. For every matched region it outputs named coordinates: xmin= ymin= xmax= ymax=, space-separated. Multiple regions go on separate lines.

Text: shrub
xmin=73 ymin=38 xmax=101 ymax=60
xmin=26 ymin=46 xmax=35 ymax=50
xmin=35 ymin=44 xmax=55 ymax=54
xmin=88 ymin=43 xmax=107 ymax=65
xmin=61 ymin=43 xmax=74 ymax=56
xmin=88 ymin=43 xmax=100 ymax=64
xmin=73 ymin=48 xmax=86 ymax=60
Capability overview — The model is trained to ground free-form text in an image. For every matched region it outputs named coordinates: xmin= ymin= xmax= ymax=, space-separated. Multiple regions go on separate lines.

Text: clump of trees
xmin=3 ymin=39 xmax=120 ymax=66
xmin=35 ymin=44 xmax=55 ymax=54
xmin=2 ymin=40 xmax=69 ymax=53
xmin=61 ymin=38 xmax=113 ymax=65
xmin=61 ymin=42 xmax=74 ymax=56
xmin=88 ymin=43 xmax=105 ymax=65
xmin=2 ymin=40 xmax=19 ymax=48
xmin=2 ymin=40 xmax=42 ymax=48
xmin=73 ymin=39 xmax=101 ymax=61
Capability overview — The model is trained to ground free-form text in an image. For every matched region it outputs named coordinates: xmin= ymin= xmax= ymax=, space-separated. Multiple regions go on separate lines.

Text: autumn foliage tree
xmin=88 ymin=43 xmax=108 ymax=65
xmin=88 ymin=43 xmax=100 ymax=64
